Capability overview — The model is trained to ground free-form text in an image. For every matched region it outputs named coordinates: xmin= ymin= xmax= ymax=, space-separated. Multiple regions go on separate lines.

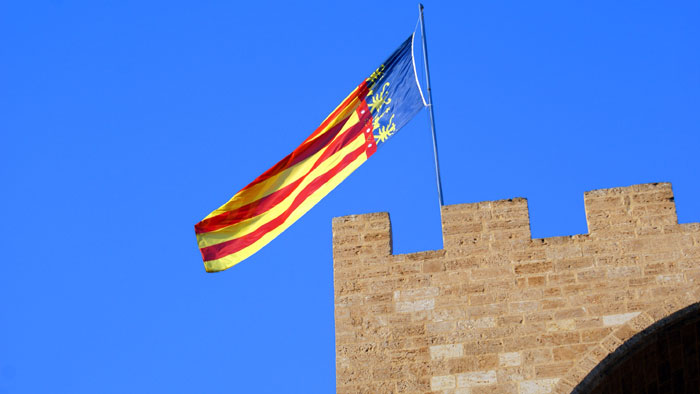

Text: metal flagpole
xmin=418 ymin=3 xmax=445 ymax=207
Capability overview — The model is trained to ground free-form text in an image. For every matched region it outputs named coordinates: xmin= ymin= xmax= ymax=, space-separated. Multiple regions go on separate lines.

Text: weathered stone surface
xmin=333 ymin=183 xmax=700 ymax=393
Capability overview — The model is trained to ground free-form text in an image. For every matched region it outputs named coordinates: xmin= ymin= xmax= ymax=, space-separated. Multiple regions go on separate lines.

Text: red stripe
xmin=240 ymin=82 xmax=369 ymax=192
xmin=242 ymin=116 xmax=351 ymax=192
xmin=303 ymin=82 xmax=369 ymax=143
xmin=196 ymin=176 xmax=304 ymax=234
xmin=364 ymin=120 xmax=377 ymax=158
xmin=196 ymin=101 xmax=372 ymax=234
xmin=200 ymin=122 xmax=372 ymax=261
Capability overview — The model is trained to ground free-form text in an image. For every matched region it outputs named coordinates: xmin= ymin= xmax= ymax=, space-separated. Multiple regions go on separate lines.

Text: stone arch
xmin=554 ymin=291 xmax=700 ymax=393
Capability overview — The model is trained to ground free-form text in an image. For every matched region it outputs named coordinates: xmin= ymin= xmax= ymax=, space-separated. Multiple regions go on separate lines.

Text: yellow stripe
xmin=203 ymin=149 xmax=369 ymax=272
xmin=303 ymin=85 xmax=361 ymax=144
xmin=197 ymin=114 xmax=365 ymax=248
xmin=202 ymin=95 xmax=362 ymax=220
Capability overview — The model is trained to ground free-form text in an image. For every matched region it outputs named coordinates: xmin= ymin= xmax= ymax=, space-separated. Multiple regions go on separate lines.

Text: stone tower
xmin=332 ymin=183 xmax=700 ymax=393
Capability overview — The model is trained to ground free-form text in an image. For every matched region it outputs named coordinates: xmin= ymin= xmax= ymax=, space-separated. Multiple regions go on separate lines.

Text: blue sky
xmin=1 ymin=1 xmax=699 ymax=393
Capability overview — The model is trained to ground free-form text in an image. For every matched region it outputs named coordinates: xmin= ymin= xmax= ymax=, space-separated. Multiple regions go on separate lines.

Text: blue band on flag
xmin=365 ymin=35 xmax=426 ymax=148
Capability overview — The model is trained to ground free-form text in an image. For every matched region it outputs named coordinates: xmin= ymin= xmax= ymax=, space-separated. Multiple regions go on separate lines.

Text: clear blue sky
xmin=1 ymin=1 xmax=699 ymax=393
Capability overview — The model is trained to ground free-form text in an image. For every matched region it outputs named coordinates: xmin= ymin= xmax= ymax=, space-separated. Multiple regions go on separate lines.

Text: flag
xmin=195 ymin=34 xmax=427 ymax=272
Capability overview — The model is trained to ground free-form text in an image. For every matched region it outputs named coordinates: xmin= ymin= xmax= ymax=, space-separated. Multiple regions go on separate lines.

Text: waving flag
xmin=195 ymin=34 xmax=427 ymax=272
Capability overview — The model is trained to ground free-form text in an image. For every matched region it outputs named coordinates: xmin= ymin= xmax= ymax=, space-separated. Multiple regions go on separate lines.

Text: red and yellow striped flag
xmin=195 ymin=35 xmax=426 ymax=272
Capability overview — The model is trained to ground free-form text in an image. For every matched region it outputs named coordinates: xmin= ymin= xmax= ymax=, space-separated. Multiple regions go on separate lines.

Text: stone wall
xmin=332 ymin=183 xmax=700 ymax=394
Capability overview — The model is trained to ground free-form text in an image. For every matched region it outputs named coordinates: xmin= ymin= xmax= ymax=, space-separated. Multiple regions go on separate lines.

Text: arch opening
xmin=574 ymin=303 xmax=700 ymax=394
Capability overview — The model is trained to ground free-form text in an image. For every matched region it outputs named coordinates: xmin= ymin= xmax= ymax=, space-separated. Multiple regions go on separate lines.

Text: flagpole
xmin=418 ymin=3 xmax=445 ymax=208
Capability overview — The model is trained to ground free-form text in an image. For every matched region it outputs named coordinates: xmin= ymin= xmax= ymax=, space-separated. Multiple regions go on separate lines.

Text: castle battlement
xmin=332 ymin=183 xmax=700 ymax=394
